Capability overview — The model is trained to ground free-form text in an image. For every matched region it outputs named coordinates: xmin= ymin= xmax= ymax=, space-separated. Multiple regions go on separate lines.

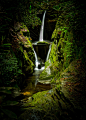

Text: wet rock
xmin=38 ymin=64 xmax=41 ymax=69
xmin=35 ymin=82 xmax=52 ymax=91
xmin=58 ymin=99 xmax=67 ymax=110
xmin=33 ymin=43 xmax=49 ymax=62
xmin=38 ymin=79 xmax=51 ymax=84
xmin=28 ymin=97 xmax=34 ymax=102
xmin=18 ymin=109 xmax=44 ymax=120
xmin=19 ymin=59 xmax=86 ymax=120
xmin=54 ymin=93 xmax=60 ymax=100
xmin=11 ymin=22 xmax=35 ymax=76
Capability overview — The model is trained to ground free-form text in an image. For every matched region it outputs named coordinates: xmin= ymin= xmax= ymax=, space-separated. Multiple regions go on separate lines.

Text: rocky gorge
xmin=0 ymin=0 xmax=86 ymax=120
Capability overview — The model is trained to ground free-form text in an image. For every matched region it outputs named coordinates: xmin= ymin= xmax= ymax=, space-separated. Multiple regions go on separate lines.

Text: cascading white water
xmin=46 ymin=44 xmax=51 ymax=61
xmin=39 ymin=11 xmax=46 ymax=42
xmin=33 ymin=48 xmax=39 ymax=69
xmin=33 ymin=48 xmax=45 ymax=70
xmin=33 ymin=11 xmax=46 ymax=70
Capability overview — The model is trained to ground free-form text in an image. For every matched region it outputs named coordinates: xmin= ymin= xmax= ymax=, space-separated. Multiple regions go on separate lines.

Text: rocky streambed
xmin=1 ymin=59 xmax=85 ymax=120
xmin=18 ymin=59 xmax=86 ymax=120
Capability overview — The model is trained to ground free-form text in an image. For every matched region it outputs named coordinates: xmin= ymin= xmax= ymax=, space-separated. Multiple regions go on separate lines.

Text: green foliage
xmin=20 ymin=23 xmax=29 ymax=32
xmin=52 ymin=0 xmax=86 ymax=65
xmin=23 ymin=14 xmax=41 ymax=28
xmin=0 ymin=50 xmax=22 ymax=85
xmin=56 ymin=83 xmax=61 ymax=91
xmin=25 ymin=37 xmax=32 ymax=47
xmin=0 ymin=0 xmax=43 ymax=39
xmin=1 ymin=43 xmax=12 ymax=47
xmin=45 ymin=60 xmax=51 ymax=68
xmin=2 ymin=100 xmax=19 ymax=106
xmin=39 ymin=69 xmax=48 ymax=79
xmin=49 ymin=43 xmax=57 ymax=63
xmin=51 ymin=78 xmax=56 ymax=84
xmin=51 ymin=0 xmax=86 ymax=69
xmin=62 ymin=32 xmax=74 ymax=68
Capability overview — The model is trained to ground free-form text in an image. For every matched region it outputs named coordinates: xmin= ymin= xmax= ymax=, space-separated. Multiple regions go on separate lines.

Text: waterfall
xmin=33 ymin=48 xmax=45 ymax=70
xmin=33 ymin=48 xmax=39 ymax=69
xmin=33 ymin=11 xmax=46 ymax=70
xmin=39 ymin=11 xmax=46 ymax=42
xmin=46 ymin=44 xmax=51 ymax=61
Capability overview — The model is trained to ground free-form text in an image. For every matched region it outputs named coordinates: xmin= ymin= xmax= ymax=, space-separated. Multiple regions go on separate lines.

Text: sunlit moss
xmin=51 ymin=78 xmax=56 ymax=84
xmin=25 ymin=37 xmax=32 ymax=47
xmin=20 ymin=23 xmax=29 ymax=32
xmin=37 ymin=41 xmax=49 ymax=44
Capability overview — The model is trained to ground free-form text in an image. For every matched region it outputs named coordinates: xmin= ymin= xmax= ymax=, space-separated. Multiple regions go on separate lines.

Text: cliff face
xmin=39 ymin=3 xmax=86 ymax=84
xmin=12 ymin=22 xmax=35 ymax=76
xmin=20 ymin=7 xmax=86 ymax=119
xmin=0 ymin=22 xmax=35 ymax=86
xmin=39 ymin=21 xmax=74 ymax=82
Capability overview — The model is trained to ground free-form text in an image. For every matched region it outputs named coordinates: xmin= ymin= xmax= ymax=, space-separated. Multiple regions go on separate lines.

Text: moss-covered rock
xmin=19 ymin=59 xmax=86 ymax=120
xmin=37 ymin=41 xmax=49 ymax=45
xmin=10 ymin=22 xmax=35 ymax=76
xmin=39 ymin=19 xmax=74 ymax=84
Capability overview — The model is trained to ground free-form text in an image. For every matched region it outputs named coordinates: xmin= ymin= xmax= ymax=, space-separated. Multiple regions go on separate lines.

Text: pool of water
xmin=21 ymin=66 xmax=54 ymax=101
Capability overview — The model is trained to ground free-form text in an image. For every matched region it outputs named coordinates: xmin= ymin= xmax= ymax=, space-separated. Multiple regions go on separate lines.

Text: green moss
xmin=57 ymin=38 xmax=65 ymax=48
xmin=51 ymin=18 xmax=74 ymax=71
xmin=51 ymin=29 xmax=57 ymax=39
xmin=37 ymin=41 xmax=49 ymax=44
xmin=24 ymin=90 xmax=48 ymax=107
xmin=39 ymin=75 xmax=54 ymax=80
xmin=51 ymin=78 xmax=56 ymax=83
xmin=19 ymin=23 xmax=30 ymax=39
xmin=25 ymin=37 xmax=32 ymax=47
xmin=23 ymin=50 xmax=29 ymax=61
xmin=20 ymin=30 xmax=23 ymax=35
xmin=39 ymin=69 xmax=47 ymax=77
xmin=20 ymin=23 xmax=29 ymax=32
xmin=20 ymin=46 xmax=23 ymax=52
xmin=19 ymin=42 xmax=34 ymax=75
xmin=22 ymin=87 xmax=60 ymax=117
xmin=45 ymin=60 xmax=51 ymax=68
xmin=49 ymin=42 xmax=57 ymax=63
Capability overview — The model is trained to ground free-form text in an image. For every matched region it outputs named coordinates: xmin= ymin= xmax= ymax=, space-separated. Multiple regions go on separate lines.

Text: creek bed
xmin=20 ymin=67 xmax=55 ymax=102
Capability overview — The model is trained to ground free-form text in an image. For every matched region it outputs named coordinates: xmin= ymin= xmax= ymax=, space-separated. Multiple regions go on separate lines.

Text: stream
xmin=18 ymin=10 xmax=54 ymax=118
xmin=21 ymin=66 xmax=54 ymax=102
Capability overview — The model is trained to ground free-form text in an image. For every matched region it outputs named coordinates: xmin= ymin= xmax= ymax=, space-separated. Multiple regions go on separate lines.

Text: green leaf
xmin=66 ymin=55 xmax=72 ymax=57
xmin=1 ymin=108 xmax=17 ymax=119
xmin=1 ymin=43 xmax=12 ymax=47
xmin=2 ymin=101 xmax=19 ymax=106
xmin=0 ymin=89 xmax=12 ymax=94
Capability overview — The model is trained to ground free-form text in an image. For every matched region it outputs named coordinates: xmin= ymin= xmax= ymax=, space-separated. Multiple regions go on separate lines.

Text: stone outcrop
xmin=10 ymin=22 xmax=35 ymax=76
xmin=18 ymin=16 xmax=86 ymax=119
xmin=18 ymin=59 xmax=86 ymax=120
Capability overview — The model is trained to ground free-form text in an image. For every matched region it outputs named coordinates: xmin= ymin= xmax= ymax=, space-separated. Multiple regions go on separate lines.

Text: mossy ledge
xmin=37 ymin=41 xmax=49 ymax=45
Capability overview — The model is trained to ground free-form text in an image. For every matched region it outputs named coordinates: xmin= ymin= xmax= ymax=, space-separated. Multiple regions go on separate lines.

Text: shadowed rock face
xmin=33 ymin=44 xmax=49 ymax=62
xmin=12 ymin=22 xmax=35 ymax=75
